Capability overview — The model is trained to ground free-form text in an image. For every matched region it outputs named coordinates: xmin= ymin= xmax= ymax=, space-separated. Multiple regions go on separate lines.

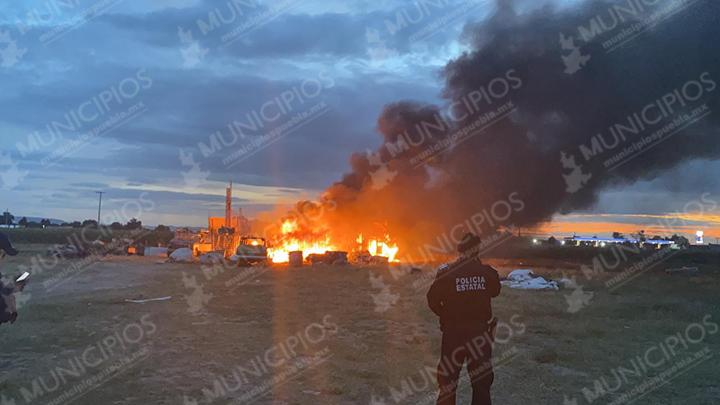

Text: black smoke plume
xmin=310 ymin=0 xmax=720 ymax=256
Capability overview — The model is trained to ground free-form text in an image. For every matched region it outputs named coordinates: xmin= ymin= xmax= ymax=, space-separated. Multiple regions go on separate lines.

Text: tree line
xmin=0 ymin=211 xmax=143 ymax=230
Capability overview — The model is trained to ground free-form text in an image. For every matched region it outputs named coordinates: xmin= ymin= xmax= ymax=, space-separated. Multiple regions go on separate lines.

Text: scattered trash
xmin=47 ymin=244 xmax=87 ymax=259
xmin=502 ymin=269 xmax=559 ymax=290
xmin=143 ymin=247 xmax=168 ymax=257
xmin=199 ymin=252 xmax=225 ymax=264
xmin=326 ymin=251 xmax=348 ymax=265
xmin=125 ymin=296 xmax=172 ymax=304
xmin=369 ymin=255 xmax=389 ymax=265
xmin=665 ymin=266 xmax=699 ymax=276
xmin=48 ymin=240 xmax=125 ymax=259
xmin=307 ymin=253 xmax=326 ymax=265
xmin=558 ymin=277 xmax=577 ymax=288
xmin=306 ymin=251 xmax=349 ymax=265
xmin=108 ymin=238 xmax=134 ymax=255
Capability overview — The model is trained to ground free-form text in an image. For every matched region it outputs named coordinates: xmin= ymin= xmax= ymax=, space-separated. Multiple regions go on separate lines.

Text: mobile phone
xmin=15 ymin=272 xmax=30 ymax=283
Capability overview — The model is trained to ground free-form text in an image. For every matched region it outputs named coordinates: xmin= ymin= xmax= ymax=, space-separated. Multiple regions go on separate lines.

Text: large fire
xmin=267 ymin=219 xmax=338 ymax=263
xmin=359 ymin=233 xmax=400 ymax=263
xmin=267 ymin=219 xmax=400 ymax=264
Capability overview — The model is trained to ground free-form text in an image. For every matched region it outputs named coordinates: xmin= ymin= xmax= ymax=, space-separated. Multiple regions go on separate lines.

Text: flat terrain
xmin=1 ymin=244 xmax=718 ymax=404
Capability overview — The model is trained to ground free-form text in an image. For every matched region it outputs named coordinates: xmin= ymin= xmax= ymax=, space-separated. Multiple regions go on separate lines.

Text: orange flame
xmin=268 ymin=219 xmax=338 ymax=263
xmin=367 ymin=236 xmax=400 ymax=262
xmin=267 ymin=220 xmax=400 ymax=263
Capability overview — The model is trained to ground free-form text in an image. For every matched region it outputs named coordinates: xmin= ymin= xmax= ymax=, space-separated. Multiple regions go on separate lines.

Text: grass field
xmin=1 ymin=244 xmax=718 ymax=405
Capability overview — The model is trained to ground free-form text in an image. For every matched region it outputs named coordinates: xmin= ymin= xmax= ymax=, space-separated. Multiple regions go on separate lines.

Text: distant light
xmin=561 ymin=240 xmax=566 ymax=245
xmin=600 ymin=242 xmax=607 ymax=247
xmin=532 ymin=239 xmax=538 ymax=245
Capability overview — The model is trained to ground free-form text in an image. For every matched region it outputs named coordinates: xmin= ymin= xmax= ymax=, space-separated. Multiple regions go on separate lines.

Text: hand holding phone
xmin=14 ymin=272 xmax=30 ymax=292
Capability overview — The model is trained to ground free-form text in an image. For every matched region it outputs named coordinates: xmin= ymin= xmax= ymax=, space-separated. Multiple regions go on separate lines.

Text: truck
xmin=236 ymin=236 xmax=268 ymax=266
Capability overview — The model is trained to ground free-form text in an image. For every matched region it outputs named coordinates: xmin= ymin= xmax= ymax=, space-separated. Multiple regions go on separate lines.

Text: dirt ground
xmin=1 ymin=244 xmax=718 ymax=405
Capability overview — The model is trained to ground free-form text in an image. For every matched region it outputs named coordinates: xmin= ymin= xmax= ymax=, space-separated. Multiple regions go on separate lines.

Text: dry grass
xmin=1 ymin=248 xmax=718 ymax=404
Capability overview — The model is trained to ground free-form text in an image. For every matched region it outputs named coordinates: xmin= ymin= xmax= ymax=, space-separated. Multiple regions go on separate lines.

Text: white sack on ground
xmin=169 ymin=248 xmax=194 ymax=262
xmin=502 ymin=269 xmax=559 ymax=290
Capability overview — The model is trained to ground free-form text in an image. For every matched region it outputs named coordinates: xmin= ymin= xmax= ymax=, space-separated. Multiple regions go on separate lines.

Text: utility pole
xmin=95 ymin=191 xmax=105 ymax=226
xmin=225 ymin=181 xmax=233 ymax=228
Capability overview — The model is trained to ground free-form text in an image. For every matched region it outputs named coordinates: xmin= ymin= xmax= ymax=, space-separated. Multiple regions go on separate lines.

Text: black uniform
xmin=427 ymin=257 xmax=501 ymax=405
xmin=0 ymin=232 xmax=19 ymax=257
xmin=0 ymin=280 xmax=18 ymax=325
xmin=0 ymin=232 xmax=20 ymax=325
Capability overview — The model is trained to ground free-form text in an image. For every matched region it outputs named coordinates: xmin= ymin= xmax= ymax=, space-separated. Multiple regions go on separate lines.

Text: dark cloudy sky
xmin=0 ymin=0 xmax=717 ymax=238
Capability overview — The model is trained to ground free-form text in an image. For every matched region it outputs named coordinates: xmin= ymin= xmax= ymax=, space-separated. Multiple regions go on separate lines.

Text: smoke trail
xmin=304 ymin=0 xmax=720 ymax=253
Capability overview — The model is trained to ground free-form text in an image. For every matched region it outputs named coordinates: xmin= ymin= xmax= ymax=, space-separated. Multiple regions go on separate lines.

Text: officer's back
xmin=428 ymin=257 xmax=501 ymax=330
xmin=0 ymin=232 xmax=20 ymax=325
xmin=427 ymin=233 xmax=502 ymax=405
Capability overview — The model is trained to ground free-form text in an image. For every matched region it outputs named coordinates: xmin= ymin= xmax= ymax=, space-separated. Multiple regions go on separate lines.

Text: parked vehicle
xmin=167 ymin=238 xmax=193 ymax=256
xmin=236 ymin=236 xmax=268 ymax=266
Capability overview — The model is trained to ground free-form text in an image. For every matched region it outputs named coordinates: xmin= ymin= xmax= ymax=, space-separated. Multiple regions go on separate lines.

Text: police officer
xmin=0 ymin=231 xmax=22 ymax=326
xmin=427 ymin=232 xmax=501 ymax=405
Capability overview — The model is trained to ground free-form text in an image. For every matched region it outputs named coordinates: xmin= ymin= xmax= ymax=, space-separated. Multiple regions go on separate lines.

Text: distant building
xmin=561 ymin=236 xmax=674 ymax=249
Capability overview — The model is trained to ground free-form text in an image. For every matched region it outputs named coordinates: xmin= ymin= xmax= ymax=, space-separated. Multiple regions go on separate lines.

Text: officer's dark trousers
xmin=436 ymin=325 xmax=493 ymax=405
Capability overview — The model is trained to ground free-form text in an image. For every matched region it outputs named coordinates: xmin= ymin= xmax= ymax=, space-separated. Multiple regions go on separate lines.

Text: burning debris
xmin=306 ymin=251 xmax=348 ymax=266
xmin=266 ymin=218 xmax=340 ymax=263
xmin=66 ymin=1 xmax=718 ymax=270
xmin=257 ymin=0 xmax=720 ymax=259
xmin=261 ymin=217 xmax=400 ymax=265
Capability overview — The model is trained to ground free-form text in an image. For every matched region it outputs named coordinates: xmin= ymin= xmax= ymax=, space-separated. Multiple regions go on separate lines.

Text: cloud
xmin=1 ymin=0 xmax=714 ymax=229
